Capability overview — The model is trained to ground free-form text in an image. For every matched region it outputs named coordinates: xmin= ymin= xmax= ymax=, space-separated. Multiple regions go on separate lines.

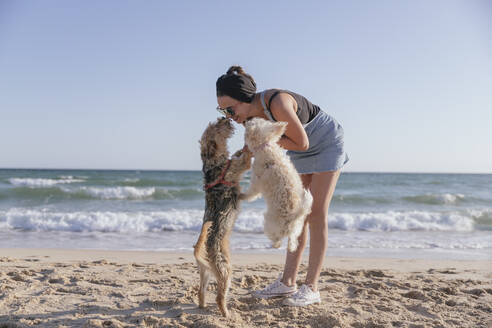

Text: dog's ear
xmin=244 ymin=119 xmax=259 ymax=146
xmin=201 ymin=140 xmax=217 ymax=159
xmin=270 ymin=121 xmax=288 ymax=140
xmin=207 ymin=140 xmax=217 ymax=158
xmin=245 ymin=117 xmax=262 ymax=128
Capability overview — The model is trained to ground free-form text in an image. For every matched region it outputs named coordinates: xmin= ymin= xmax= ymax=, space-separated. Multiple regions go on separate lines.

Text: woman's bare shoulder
xmin=266 ymin=89 xmax=297 ymax=114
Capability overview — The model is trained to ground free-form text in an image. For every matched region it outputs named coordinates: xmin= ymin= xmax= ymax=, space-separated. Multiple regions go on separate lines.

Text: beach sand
xmin=0 ymin=249 xmax=491 ymax=328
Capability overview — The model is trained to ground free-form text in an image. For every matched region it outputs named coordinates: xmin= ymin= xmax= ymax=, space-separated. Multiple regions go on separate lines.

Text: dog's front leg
xmin=230 ymin=151 xmax=252 ymax=174
xmin=240 ymin=172 xmax=262 ymax=201
xmin=231 ymin=148 xmax=253 ymax=172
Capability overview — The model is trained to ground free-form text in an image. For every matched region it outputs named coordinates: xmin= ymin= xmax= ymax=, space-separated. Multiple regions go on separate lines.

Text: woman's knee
xmin=306 ymin=210 xmax=328 ymax=227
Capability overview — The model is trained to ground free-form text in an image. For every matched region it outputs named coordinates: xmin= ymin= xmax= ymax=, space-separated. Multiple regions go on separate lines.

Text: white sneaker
xmin=252 ymin=274 xmax=297 ymax=299
xmin=282 ymin=284 xmax=321 ymax=306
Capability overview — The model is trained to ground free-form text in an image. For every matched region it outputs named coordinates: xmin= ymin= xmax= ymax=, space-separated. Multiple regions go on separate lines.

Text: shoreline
xmin=0 ymin=247 xmax=491 ymax=275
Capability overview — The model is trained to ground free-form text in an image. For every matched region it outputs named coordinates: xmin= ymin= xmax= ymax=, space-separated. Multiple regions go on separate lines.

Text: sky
xmin=1 ymin=0 xmax=491 ymax=173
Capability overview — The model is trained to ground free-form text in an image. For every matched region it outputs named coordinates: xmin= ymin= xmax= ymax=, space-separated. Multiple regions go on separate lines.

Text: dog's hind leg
xmin=216 ymin=269 xmax=231 ymax=317
xmin=210 ymin=238 xmax=232 ymax=317
xmin=214 ymin=255 xmax=231 ymax=317
xmin=194 ymin=221 xmax=212 ymax=308
xmin=264 ymin=209 xmax=284 ymax=249
xmin=198 ymin=264 xmax=211 ymax=308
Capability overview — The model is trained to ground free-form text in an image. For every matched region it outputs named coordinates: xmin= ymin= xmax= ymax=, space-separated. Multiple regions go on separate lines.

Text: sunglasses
xmin=216 ymin=106 xmax=235 ymax=117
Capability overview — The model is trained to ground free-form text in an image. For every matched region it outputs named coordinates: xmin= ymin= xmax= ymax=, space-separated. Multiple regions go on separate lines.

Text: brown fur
xmin=194 ymin=117 xmax=252 ymax=317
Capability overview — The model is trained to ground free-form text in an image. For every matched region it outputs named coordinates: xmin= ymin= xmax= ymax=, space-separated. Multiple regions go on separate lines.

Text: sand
xmin=0 ymin=248 xmax=491 ymax=328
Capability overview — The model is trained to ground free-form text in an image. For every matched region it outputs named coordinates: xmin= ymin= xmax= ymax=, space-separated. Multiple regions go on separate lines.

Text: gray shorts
xmin=287 ymin=110 xmax=349 ymax=174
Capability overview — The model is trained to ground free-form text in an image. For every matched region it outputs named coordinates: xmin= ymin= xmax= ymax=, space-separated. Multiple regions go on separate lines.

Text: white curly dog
xmin=241 ymin=117 xmax=313 ymax=252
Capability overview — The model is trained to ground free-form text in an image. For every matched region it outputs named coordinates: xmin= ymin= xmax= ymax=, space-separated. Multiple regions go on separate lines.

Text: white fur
xmin=242 ymin=118 xmax=313 ymax=252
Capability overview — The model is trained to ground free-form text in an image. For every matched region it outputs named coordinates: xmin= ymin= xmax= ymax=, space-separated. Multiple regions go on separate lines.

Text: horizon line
xmin=0 ymin=167 xmax=491 ymax=175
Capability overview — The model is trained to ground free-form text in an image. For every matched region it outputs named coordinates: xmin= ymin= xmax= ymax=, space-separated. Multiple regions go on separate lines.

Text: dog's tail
xmin=287 ymin=188 xmax=313 ymax=252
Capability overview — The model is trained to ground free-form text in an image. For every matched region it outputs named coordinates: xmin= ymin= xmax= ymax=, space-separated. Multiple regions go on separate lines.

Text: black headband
xmin=216 ymin=73 xmax=257 ymax=103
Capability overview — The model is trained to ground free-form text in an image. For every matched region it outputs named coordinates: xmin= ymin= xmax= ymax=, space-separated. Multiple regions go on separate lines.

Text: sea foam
xmin=0 ymin=208 xmax=478 ymax=233
xmin=0 ymin=208 xmax=204 ymax=233
xmin=78 ymin=186 xmax=156 ymax=200
xmin=9 ymin=177 xmax=85 ymax=187
xmin=329 ymin=211 xmax=474 ymax=232
xmin=403 ymin=193 xmax=466 ymax=205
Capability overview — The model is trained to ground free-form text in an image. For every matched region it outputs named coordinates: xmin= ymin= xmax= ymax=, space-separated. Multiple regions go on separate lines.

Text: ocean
xmin=0 ymin=169 xmax=491 ymax=260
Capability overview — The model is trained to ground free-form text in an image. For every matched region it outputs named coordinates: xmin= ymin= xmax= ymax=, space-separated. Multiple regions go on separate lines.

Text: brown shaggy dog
xmin=194 ymin=117 xmax=252 ymax=317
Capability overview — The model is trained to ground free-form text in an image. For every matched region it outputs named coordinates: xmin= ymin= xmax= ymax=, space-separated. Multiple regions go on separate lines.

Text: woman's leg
xmin=281 ymin=170 xmax=341 ymax=290
xmin=305 ymin=170 xmax=340 ymax=291
xmin=281 ymin=174 xmax=312 ymax=287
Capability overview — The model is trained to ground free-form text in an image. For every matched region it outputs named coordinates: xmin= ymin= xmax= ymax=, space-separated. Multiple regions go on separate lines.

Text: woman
xmin=216 ymin=66 xmax=348 ymax=307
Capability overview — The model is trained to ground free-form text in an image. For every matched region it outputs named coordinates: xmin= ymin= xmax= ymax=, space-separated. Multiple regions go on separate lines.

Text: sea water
xmin=0 ymin=169 xmax=491 ymax=260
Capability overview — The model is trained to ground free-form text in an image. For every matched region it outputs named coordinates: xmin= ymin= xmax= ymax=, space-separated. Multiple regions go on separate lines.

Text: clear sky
xmin=1 ymin=0 xmax=491 ymax=173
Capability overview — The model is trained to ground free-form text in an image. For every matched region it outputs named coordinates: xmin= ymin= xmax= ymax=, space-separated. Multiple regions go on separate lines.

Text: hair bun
xmin=225 ymin=65 xmax=256 ymax=88
xmin=226 ymin=65 xmax=246 ymax=75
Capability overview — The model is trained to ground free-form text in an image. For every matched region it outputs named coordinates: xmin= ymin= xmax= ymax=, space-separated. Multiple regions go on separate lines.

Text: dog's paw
xmin=232 ymin=149 xmax=243 ymax=158
xmin=233 ymin=148 xmax=253 ymax=161
xmin=272 ymin=241 xmax=282 ymax=249
xmin=241 ymin=149 xmax=253 ymax=161
xmin=287 ymin=239 xmax=299 ymax=253
xmin=240 ymin=193 xmax=260 ymax=202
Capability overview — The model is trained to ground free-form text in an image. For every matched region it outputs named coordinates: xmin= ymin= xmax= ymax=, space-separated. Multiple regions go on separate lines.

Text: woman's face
xmin=217 ymin=96 xmax=250 ymax=124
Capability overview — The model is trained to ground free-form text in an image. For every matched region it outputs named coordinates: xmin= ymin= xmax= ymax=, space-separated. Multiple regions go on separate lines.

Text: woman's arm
xmin=269 ymin=93 xmax=309 ymax=151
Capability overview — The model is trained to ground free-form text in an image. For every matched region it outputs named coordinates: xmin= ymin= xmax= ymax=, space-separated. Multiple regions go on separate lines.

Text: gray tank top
xmin=260 ymin=89 xmax=321 ymax=125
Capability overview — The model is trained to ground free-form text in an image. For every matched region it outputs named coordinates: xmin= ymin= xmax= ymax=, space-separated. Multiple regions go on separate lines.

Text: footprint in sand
xmin=402 ymin=290 xmax=428 ymax=300
xmin=47 ymin=275 xmax=69 ymax=284
xmin=7 ymin=271 xmax=29 ymax=282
